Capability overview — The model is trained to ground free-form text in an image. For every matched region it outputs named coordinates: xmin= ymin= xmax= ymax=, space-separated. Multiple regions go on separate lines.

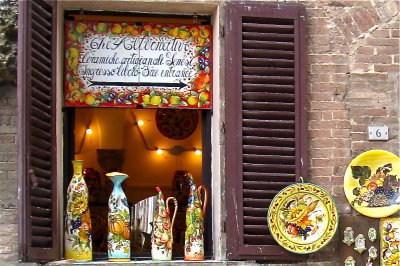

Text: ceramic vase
xmin=151 ymin=187 xmax=178 ymax=260
xmin=184 ymin=173 xmax=208 ymax=261
xmin=106 ymin=172 xmax=130 ymax=262
xmin=64 ymin=160 xmax=93 ymax=261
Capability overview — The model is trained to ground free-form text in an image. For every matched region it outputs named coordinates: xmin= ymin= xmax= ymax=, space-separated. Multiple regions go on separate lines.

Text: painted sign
xmin=64 ymin=21 xmax=212 ymax=108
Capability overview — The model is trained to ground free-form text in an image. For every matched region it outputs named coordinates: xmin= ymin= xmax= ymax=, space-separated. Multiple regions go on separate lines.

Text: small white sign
xmin=368 ymin=125 xmax=389 ymax=140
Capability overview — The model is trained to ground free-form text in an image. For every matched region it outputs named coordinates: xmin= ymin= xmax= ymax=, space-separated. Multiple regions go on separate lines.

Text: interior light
xmin=156 ymin=149 xmax=163 ymax=155
xmin=194 ymin=149 xmax=202 ymax=156
xmin=86 ymin=128 xmax=93 ymax=135
xmin=137 ymin=120 xmax=144 ymax=126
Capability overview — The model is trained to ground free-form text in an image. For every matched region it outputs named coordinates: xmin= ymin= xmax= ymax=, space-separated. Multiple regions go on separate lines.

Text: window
xmin=225 ymin=2 xmax=308 ymax=261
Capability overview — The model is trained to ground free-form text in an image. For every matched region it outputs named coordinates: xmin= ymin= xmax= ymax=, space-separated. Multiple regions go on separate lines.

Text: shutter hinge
xmin=221 ymin=122 xmax=225 ymax=134
xmin=220 ymin=26 xmax=225 ymax=38
xmin=28 ymin=169 xmax=38 ymax=188
xmin=223 ymin=220 xmax=226 ymax=233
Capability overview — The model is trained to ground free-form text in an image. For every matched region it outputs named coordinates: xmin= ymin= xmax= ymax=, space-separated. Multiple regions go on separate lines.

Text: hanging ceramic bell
xmin=184 ymin=173 xmax=208 ymax=261
xmin=151 ymin=187 xmax=178 ymax=260
xmin=368 ymin=246 xmax=377 ymax=260
xmin=368 ymin=227 xmax=377 ymax=242
xmin=344 ymin=256 xmax=356 ymax=266
xmin=343 ymin=227 xmax=355 ymax=246
xmin=354 ymin=234 xmax=366 ymax=254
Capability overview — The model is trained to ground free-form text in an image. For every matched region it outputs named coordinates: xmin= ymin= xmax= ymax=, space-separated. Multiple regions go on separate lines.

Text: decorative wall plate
xmin=344 ymin=150 xmax=400 ymax=218
xmin=380 ymin=218 xmax=400 ymax=265
xmin=156 ymin=109 xmax=198 ymax=140
xmin=267 ymin=183 xmax=338 ymax=254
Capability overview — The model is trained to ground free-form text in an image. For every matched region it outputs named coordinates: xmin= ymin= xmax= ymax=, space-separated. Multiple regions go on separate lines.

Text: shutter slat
xmin=31 ymin=0 xmax=52 ymax=19
xmin=243 ymin=119 xmax=295 ymax=129
xmin=243 ymin=92 xmax=295 ymax=102
xmin=243 ymin=84 xmax=294 ymax=93
xmin=32 ymin=46 xmax=52 ymax=67
xmin=31 ymin=116 xmax=51 ymax=132
xmin=31 ymin=196 xmax=52 ymax=208
xmin=32 ymin=28 xmax=51 ymax=49
xmin=31 ymin=156 xmax=52 ymax=171
xmin=243 ymin=101 xmax=294 ymax=111
xmin=31 ymin=226 xmax=52 ymax=236
xmin=31 ymin=186 xmax=51 ymax=198
xmin=244 ymin=198 xmax=272 ymax=207
xmin=243 ymin=40 xmax=294 ymax=50
xmin=243 ymin=225 xmax=269 ymax=235
xmin=32 ymin=68 xmax=51 ymax=86
xmin=243 ymin=111 xmax=295 ymax=120
xmin=243 ymin=75 xmax=294 ymax=84
xmin=31 ymin=236 xmax=52 ymax=248
xmin=243 ymin=136 xmax=295 ymax=146
xmin=32 ymin=75 xmax=52 ymax=95
xmin=31 ymin=135 xmax=52 ymax=150
xmin=31 ymin=8 xmax=52 ymax=29
xmin=243 ymin=145 xmax=295 ymax=155
xmin=243 ymin=235 xmax=276 ymax=245
xmin=243 ymin=32 xmax=294 ymax=42
xmin=31 ymin=87 xmax=51 ymax=106
xmin=243 ymin=172 xmax=296 ymax=183
xmin=31 ymin=145 xmax=51 ymax=162
xmin=243 ymin=58 xmax=294 ymax=67
xmin=32 ymin=38 xmax=51 ymax=58
xmin=32 ymin=99 xmax=52 ymax=120
xmin=243 ymin=22 xmax=294 ymax=33
xmin=31 ymin=216 xmax=52 ymax=227
xmin=31 ymin=206 xmax=51 ymax=217
xmin=243 ymin=189 xmax=282 ymax=198
xmin=243 ymin=49 xmax=294 ymax=59
xmin=243 ymin=163 xmax=295 ymax=173
xmin=243 ymin=66 xmax=294 ymax=76
xmin=243 ymin=154 xmax=295 ymax=164
xmin=32 ymin=56 xmax=51 ymax=75
xmin=31 ymin=126 xmax=51 ymax=141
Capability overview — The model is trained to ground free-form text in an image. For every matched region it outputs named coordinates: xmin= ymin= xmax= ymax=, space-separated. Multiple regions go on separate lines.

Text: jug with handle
xmin=184 ymin=173 xmax=208 ymax=261
xmin=151 ymin=186 xmax=178 ymax=260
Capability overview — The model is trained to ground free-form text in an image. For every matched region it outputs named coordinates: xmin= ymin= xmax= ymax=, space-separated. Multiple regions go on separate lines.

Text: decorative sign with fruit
xmin=64 ymin=21 xmax=212 ymax=108
xmin=380 ymin=218 xmax=400 ymax=265
xmin=344 ymin=150 xmax=400 ymax=218
xmin=267 ymin=183 xmax=338 ymax=254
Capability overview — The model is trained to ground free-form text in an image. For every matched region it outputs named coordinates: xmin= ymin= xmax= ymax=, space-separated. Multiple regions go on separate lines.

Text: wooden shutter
xmin=17 ymin=0 xmax=59 ymax=262
xmin=225 ymin=2 xmax=307 ymax=261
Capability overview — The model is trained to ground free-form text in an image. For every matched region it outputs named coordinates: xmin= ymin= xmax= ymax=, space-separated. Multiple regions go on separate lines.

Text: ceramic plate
xmin=380 ymin=218 xmax=400 ymax=265
xmin=267 ymin=183 xmax=338 ymax=254
xmin=344 ymin=150 xmax=400 ymax=218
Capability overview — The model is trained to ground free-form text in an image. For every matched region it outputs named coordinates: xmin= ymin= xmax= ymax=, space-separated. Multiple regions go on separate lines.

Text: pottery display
xmin=267 ymin=182 xmax=338 ymax=254
xmin=184 ymin=174 xmax=208 ymax=261
xmin=380 ymin=217 xmax=400 ymax=265
xmin=171 ymin=170 xmax=191 ymax=253
xmin=344 ymin=150 xmax=400 ymax=218
xmin=64 ymin=160 xmax=93 ymax=261
xmin=151 ymin=187 xmax=178 ymax=260
xmin=106 ymin=172 xmax=130 ymax=262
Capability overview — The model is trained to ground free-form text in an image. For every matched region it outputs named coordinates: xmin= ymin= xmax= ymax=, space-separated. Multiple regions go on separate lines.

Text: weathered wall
xmin=0 ymin=0 xmax=398 ymax=264
xmin=0 ymin=0 xmax=18 ymax=262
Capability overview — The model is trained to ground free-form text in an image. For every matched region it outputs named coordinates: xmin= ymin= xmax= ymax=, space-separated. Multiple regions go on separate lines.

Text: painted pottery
xmin=267 ymin=182 xmax=338 ymax=254
xmin=380 ymin=217 xmax=400 ymax=265
xmin=184 ymin=174 xmax=208 ymax=261
xmin=151 ymin=187 xmax=178 ymax=260
xmin=64 ymin=160 xmax=92 ymax=261
xmin=106 ymin=172 xmax=130 ymax=262
xmin=171 ymin=170 xmax=191 ymax=253
xmin=344 ymin=150 xmax=400 ymax=218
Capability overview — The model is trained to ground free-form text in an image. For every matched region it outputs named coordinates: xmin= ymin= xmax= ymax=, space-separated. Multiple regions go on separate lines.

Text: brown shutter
xmin=225 ymin=2 xmax=307 ymax=260
xmin=17 ymin=0 xmax=59 ymax=262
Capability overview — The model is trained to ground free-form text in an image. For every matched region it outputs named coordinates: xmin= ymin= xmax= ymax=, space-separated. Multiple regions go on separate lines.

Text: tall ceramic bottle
xmin=65 ymin=160 xmax=92 ymax=261
xmin=151 ymin=186 xmax=178 ymax=260
xmin=106 ymin=172 xmax=130 ymax=262
xmin=184 ymin=174 xmax=208 ymax=261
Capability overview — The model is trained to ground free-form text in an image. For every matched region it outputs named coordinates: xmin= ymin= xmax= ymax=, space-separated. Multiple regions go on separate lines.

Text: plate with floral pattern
xmin=344 ymin=150 xmax=400 ymax=218
xmin=267 ymin=182 xmax=338 ymax=254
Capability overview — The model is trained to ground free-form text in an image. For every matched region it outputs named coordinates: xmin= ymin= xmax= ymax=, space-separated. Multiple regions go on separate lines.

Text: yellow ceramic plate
xmin=344 ymin=150 xmax=400 ymax=218
xmin=267 ymin=183 xmax=338 ymax=254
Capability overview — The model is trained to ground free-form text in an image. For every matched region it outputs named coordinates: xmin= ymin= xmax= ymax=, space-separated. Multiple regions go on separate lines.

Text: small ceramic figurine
xmin=343 ymin=227 xmax=355 ymax=246
xmin=365 ymin=257 xmax=373 ymax=266
xmin=344 ymin=256 xmax=356 ymax=266
xmin=368 ymin=227 xmax=377 ymax=242
xmin=354 ymin=234 xmax=366 ymax=254
xmin=368 ymin=246 xmax=377 ymax=260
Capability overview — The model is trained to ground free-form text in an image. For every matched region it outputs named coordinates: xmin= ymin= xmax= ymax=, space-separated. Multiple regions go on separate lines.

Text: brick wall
xmin=0 ymin=0 xmax=398 ymax=264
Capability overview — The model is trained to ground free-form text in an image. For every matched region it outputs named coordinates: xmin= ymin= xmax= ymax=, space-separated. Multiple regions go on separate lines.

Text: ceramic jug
xmin=106 ymin=172 xmax=130 ymax=262
xmin=151 ymin=186 xmax=178 ymax=260
xmin=184 ymin=174 xmax=208 ymax=261
xmin=64 ymin=160 xmax=93 ymax=261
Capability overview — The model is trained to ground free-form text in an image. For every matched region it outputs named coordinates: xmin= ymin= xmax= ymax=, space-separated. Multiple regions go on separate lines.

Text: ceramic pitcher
xmin=106 ymin=172 xmax=130 ymax=262
xmin=151 ymin=186 xmax=178 ymax=260
xmin=184 ymin=174 xmax=208 ymax=261
xmin=64 ymin=160 xmax=93 ymax=261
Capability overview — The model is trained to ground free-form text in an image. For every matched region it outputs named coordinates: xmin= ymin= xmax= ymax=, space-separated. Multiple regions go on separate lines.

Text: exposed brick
xmin=374 ymin=64 xmax=400 ymax=72
xmin=351 ymin=8 xmax=376 ymax=33
xmin=353 ymin=55 xmax=392 ymax=64
xmin=365 ymin=37 xmax=399 ymax=46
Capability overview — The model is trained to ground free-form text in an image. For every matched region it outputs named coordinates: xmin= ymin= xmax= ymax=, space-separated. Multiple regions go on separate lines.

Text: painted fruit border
xmin=64 ymin=21 xmax=212 ymax=108
xmin=267 ymin=183 xmax=338 ymax=254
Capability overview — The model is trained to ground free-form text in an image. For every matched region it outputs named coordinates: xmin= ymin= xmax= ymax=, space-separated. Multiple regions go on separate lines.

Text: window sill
xmin=46 ymin=260 xmax=245 ymax=265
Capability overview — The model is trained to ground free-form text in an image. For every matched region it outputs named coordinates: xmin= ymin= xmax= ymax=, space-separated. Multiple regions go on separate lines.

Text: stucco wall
xmin=0 ymin=0 xmax=399 ymax=264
